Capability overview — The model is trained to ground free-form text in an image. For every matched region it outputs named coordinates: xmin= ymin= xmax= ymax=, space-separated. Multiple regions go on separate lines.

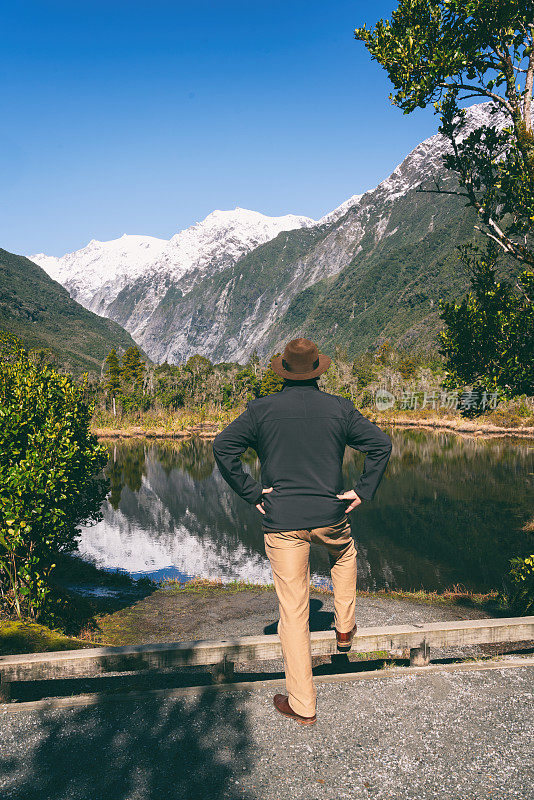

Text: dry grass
xmin=92 ymin=406 xmax=236 ymax=438
xmin=92 ymin=402 xmax=534 ymax=439
xmin=160 ymin=577 xmax=499 ymax=608
xmin=160 ymin=577 xmax=275 ymax=594
xmin=354 ymin=585 xmax=499 ymax=608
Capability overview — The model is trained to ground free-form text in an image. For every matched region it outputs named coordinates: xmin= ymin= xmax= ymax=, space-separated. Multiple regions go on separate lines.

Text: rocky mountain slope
xmin=31 ymin=103 xmax=508 ymax=363
xmin=0 ymin=248 xmax=141 ymax=373
xmin=31 ymin=209 xmax=313 ymax=351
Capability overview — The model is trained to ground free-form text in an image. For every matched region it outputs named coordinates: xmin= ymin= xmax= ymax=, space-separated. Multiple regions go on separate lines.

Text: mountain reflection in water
xmin=77 ymin=432 xmax=534 ymax=592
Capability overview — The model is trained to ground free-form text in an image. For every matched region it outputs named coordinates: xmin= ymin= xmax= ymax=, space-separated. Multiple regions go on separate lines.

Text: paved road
xmin=1 ymin=660 xmax=532 ymax=800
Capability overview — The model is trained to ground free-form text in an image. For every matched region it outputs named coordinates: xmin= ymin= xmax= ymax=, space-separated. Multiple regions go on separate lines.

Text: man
xmin=212 ymin=338 xmax=392 ymax=725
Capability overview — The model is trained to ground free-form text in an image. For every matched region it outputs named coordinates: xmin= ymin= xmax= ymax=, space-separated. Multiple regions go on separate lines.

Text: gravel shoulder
xmin=1 ymin=660 xmax=532 ymax=800
xmin=1 ymin=586 xmax=532 ymax=799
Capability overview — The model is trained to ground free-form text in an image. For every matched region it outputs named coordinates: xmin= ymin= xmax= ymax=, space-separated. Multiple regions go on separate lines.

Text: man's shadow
xmin=263 ymin=598 xmax=334 ymax=634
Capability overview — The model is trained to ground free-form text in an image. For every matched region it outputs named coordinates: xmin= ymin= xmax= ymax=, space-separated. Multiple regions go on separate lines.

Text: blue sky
xmin=1 ymin=1 xmax=441 ymax=255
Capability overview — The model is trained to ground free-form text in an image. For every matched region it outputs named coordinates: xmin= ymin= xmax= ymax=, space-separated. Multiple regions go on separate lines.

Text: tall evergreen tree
xmin=104 ymin=349 xmax=121 ymax=395
xmin=183 ymin=354 xmax=213 ymax=401
xmin=355 ymin=1 xmax=534 ymax=401
xmin=121 ymin=346 xmax=145 ymax=390
xmin=246 ymin=349 xmax=261 ymax=376
xmin=259 ymin=354 xmax=284 ymax=396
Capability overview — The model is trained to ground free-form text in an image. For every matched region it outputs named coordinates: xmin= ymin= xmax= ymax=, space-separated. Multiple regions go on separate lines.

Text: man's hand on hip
xmin=336 ymin=490 xmax=363 ymax=513
xmin=256 ymin=486 xmax=274 ymax=515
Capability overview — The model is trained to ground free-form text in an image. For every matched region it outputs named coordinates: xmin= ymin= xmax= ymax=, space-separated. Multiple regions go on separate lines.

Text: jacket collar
xmin=281 ymin=380 xmax=320 ymax=391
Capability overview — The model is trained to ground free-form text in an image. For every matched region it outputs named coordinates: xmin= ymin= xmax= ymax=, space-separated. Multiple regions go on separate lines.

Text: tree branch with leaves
xmin=355 ymin=0 xmax=534 ymax=266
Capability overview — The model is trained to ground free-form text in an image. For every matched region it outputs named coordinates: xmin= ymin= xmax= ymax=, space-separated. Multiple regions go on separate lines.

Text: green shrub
xmin=352 ymin=354 xmax=376 ymax=388
xmin=501 ymin=555 xmax=534 ymax=616
xmin=439 ymin=247 xmax=534 ymax=402
xmin=0 ymin=353 xmax=108 ymax=618
xmin=259 ymin=357 xmax=284 ymax=396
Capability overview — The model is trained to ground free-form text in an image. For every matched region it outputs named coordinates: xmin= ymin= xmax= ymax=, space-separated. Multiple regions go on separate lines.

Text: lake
xmin=77 ymin=431 xmax=534 ymax=592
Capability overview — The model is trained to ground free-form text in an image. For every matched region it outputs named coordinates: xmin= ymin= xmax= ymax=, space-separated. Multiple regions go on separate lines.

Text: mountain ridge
xmin=30 ymin=102 xmax=508 ymax=363
xmin=31 ymin=208 xmax=314 ymax=324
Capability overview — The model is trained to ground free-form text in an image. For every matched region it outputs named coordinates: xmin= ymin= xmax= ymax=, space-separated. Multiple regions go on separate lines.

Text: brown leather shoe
xmin=273 ymin=694 xmax=317 ymax=725
xmin=335 ymin=623 xmax=357 ymax=652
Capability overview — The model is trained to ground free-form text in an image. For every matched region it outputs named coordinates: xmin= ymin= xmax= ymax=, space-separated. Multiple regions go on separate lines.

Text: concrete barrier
xmin=1 ymin=616 xmax=532 ymax=702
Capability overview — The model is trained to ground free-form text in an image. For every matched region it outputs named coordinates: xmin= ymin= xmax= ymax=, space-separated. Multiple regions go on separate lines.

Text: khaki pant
xmin=264 ymin=515 xmax=357 ymax=718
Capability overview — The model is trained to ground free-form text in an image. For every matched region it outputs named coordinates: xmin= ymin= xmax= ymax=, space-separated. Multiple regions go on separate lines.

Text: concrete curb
xmin=1 ymin=655 xmax=533 ymax=714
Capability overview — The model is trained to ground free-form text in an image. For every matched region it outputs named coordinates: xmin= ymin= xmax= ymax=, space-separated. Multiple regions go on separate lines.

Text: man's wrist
xmin=250 ymin=486 xmax=264 ymax=505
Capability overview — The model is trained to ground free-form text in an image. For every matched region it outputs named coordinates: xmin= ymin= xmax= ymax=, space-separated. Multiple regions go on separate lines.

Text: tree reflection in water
xmin=88 ymin=432 xmax=533 ymax=592
xmin=105 ymin=441 xmax=147 ymax=510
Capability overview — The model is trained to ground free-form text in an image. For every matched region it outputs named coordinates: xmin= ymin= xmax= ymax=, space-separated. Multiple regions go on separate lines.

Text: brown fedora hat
xmin=270 ymin=338 xmax=331 ymax=380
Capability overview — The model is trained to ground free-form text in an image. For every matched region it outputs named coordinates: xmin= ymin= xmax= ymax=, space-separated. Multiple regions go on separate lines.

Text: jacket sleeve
xmin=212 ymin=405 xmax=264 ymax=505
xmin=346 ymin=404 xmax=392 ymax=501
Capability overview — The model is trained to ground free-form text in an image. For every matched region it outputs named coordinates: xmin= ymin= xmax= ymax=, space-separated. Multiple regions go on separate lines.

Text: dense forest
xmin=96 ymin=343 xmax=440 ymax=411
xmin=93 ymin=341 xmax=532 ymax=424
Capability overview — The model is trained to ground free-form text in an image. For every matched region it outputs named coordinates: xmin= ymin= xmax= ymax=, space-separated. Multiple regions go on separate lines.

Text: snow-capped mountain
xmin=30 ymin=103 xmax=507 ymax=363
xmin=31 ymin=208 xmax=314 ymax=333
xmin=129 ymin=102 xmax=505 ymax=363
xmin=318 ymin=194 xmax=364 ymax=225
xmin=32 ymin=234 xmax=169 ymax=309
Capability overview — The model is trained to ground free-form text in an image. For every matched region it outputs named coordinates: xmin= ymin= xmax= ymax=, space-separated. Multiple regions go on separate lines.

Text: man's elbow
xmin=212 ymin=433 xmax=233 ymax=464
xmin=212 ymin=434 xmax=223 ymax=459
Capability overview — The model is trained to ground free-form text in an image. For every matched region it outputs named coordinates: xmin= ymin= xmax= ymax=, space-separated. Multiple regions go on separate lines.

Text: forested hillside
xmin=0 ymin=248 xmax=142 ymax=374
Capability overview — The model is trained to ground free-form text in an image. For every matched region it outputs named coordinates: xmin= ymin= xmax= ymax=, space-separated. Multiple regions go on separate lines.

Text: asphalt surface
xmin=1 ymin=659 xmax=532 ymax=800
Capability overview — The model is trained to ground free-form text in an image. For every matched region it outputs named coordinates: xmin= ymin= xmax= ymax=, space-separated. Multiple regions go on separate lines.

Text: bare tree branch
xmin=523 ymin=49 xmax=534 ymax=133
xmin=416 ymin=187 xmax=471 ymax=200
xmin=437 ymin=79 xmax=514 ymax=115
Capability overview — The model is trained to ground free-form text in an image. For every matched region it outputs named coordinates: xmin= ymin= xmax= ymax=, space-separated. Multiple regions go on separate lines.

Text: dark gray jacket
xmin=212 ymin=381 xmax=392 ymax=532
